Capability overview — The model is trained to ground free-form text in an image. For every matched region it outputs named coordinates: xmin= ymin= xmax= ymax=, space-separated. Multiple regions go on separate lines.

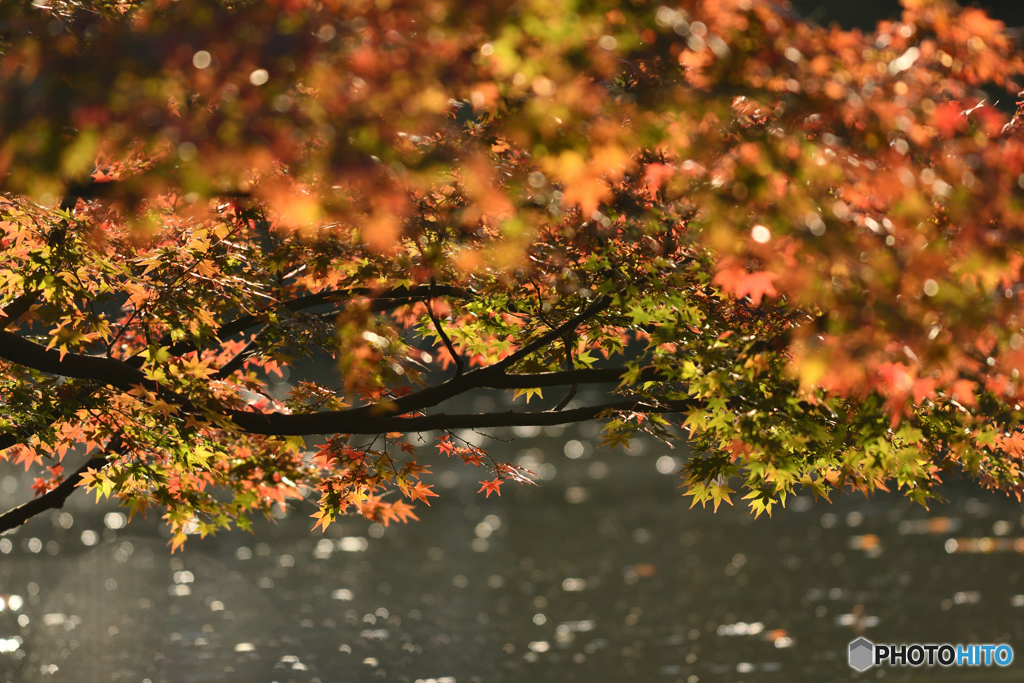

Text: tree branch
xmin=0 ymin=324 xmax=680 ymax=437
xmin=0 ymin=454 xmax=109 ymax=534
xmin=552 ymin=329 xmax=578 ymax=411
xmin=227 ymin=397 xmax=697 ymax=435
xmin=132 ymin=284 xmax=469 ymax=368
xmin=552 ymin=385 xmax=577 ymax=412
xmin=0 ymin=330 xmax=154 ymax=390
xmin=424 ymin=288 xmax=463 ymax=376
xmin=489 ymin=295 xmax=613 ymax=374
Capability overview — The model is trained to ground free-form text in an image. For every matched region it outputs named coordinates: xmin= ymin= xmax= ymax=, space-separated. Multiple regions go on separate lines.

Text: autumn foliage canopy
xmin=2 ymin=0 xmax=1024 ymax=547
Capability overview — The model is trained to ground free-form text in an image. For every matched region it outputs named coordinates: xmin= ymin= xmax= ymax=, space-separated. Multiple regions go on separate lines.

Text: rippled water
xmin=1 ymin=423 xmax=1023 ymax=682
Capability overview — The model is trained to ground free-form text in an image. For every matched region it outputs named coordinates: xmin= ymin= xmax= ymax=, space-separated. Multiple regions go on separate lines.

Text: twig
xmin=423 ymin=287 xmax=463 ymax=376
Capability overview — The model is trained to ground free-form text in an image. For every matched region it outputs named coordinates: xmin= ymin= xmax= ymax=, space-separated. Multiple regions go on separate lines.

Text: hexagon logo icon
xmin=849 ymin=637 xmax=874 ymax=671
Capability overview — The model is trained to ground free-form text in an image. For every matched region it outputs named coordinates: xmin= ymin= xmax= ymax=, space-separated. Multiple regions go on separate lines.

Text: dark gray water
xmin=0 ymin=421 xmax=1023 ymax=682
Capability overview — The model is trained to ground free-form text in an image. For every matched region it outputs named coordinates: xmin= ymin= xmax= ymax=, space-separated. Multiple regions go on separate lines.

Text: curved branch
xmin=0 ymin=455 xmax=108 ymax=534
xmin=489 ymin=295 xmax=613 ymax=374
xmin=552 ymin=385 xmax=577 ymax=412
xmin=424 ymin=287 xmax=463 ymax=376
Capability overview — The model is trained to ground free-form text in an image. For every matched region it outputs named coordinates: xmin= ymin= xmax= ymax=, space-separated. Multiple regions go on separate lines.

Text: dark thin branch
xmin=489 ymin=295 xmax=613 ymax=374
xmin=424 ymin=292 xmax=463 ymax=376
xmin=552 ymin=329 xmax=578 ymax=411
xmin=0 ymin=456 xmax=107 ymax=534
xmin=0 ymin=441 xmax=116 ymax=535
xmin=224 ymin=365 xmax=670 ymax=433
xmin=477 ymin=365 xmax=663 ymax=388
xmin=552 ymin=385 xmax=577 ymax=412
xmin=132 ymin=284 xmax=469 ymax=368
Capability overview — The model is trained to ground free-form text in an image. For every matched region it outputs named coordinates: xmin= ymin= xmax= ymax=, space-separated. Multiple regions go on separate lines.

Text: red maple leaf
xmin=460 ymin=452 xmax=484 ymax=467
xmin=375 ymin=501 xmax=400 ymax=527
xmin=477 ymin=478 xmax=504 ymax=498
xmin=312 ymin=443 xmax=337 ymax=469
xmin=30 ymin=477 xmax=52 ymax=497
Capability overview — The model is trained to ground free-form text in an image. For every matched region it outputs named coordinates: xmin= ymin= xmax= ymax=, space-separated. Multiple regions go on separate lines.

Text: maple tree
xmin=2 ymin=0 xmax=1024 ymax=549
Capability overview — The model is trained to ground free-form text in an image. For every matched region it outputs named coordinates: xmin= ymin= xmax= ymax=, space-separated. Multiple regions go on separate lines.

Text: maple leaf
xmin=461 ymin=452 xmax=484 ymax=466
xmin=312 ymin=443 xmax=338 ymax=469
xmin=311 ymin=508 xmax=334 ymax=532
xmin=390 ymin=499 xmax=420 ymax=523
xmin=513 ymin=386 xmax=544 ymax=403
xmin=950 ymin=379 xmax=978 ymax=407
xmin=478 ymin=478 xmax=504 ymax=498
xmin=376 ymin=502 xmax=400 ymax=527
xmin=436 ymin=436 xmax=455 ymax=456
xmin=406 ymin=481 xmax=439 ymax=505
xmin=169 ymin=532 xmax=188 ymax=554
xmin=126 ymin=495 xmax=152 ymax=520
xmin=402 ymin=459 xmax=432 ymax=478
xmin=12 ymin=445 xmax=42 ymax=471
xmin=30 ymin=477 xmax=52 ymax=497
xmin=713 ymin=262 xmax=778 ymax=305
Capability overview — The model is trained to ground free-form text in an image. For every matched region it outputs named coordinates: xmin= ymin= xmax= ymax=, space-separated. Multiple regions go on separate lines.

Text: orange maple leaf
xmin=713 ymin=262 xmax=778 ymax=305
xmin=311 ymin=443 xmax=337 ymax=469
xmin=390 ymin=500 xmax=420 ymax=523
xmin=402 ymin=459 xmax=432 ymax=478
xmin=12 ymin=445 xmax=42 ymax=471
xmin=406 ymin=481 xmax=439 ymax=505
xmin=311 ymin=509 xmax=333 ymax=532
xmin=477 ymin=478 xmax=503 ymax=498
